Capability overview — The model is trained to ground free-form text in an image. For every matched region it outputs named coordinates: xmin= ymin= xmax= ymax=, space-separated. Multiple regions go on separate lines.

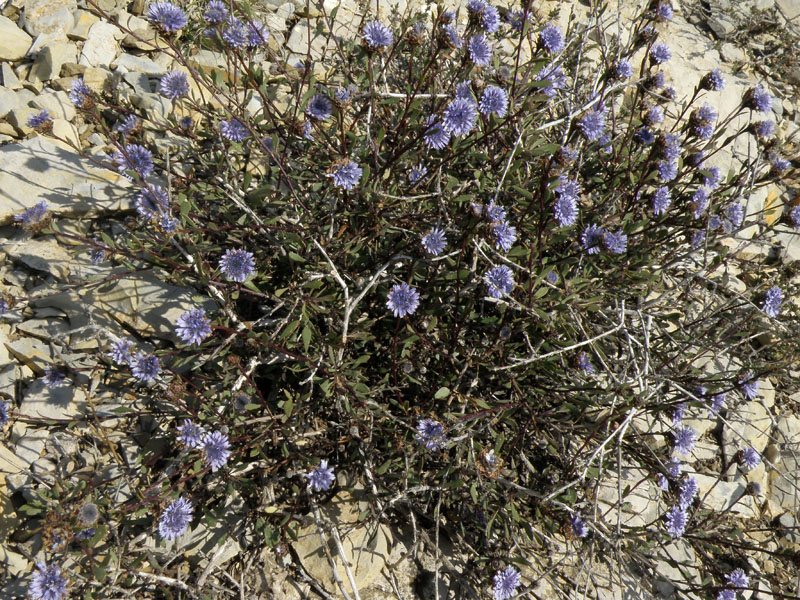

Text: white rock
xmin=68 ymin=10 xmax=99 ymax=40
xmin=29 ymin=41 xmax=78 ymax=83
xmin=0 ymin=16 xmax=34 ymax=60
xmin=776 ymin=0 xmax=800 ymax=19
xmin=50 ymin=119 xmax=81 ymax=147
xmin=2 ymin=62 xmax=23 ymax=89
xmin=0 ymin=136 xmax=131 ymax=226
xmin=596 ymin=460 xmax=662 ymax=528
xmin=29 ymin=90 xmax=76 ymax=121
xmin=693 ymin=473 xmax=759 ymax=517
xmin=79 ymin=21 xmax=120 ymax=67
xmin=767 ymin=415 xmax=800 ymax=513
xmin=0 ymin=89 xmax=20 ymax=119
xmin=1 ymin=236 xmax=72 ymax=280
xmin=23 ymin=0 xmax=77 ymax=39
xmin=113 ymin=52 xmax=164 ymax=74
xmin=720 ymin=42 xmax=746 ymax=63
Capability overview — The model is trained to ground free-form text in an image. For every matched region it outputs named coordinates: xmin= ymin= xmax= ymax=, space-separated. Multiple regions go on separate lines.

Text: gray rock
xmin=29 ymin=90 xmax=76 ymax=121
xmin=754 ymin=0 xmax=775 ymax=9
xmin=776 ymin=0 xmax=800 ymax=19
xmin=1 ymin=62 xmax=23 ymax=89
xmin=23 ymin=0 xmax=78 ymax=39
xmin=122 ymin=70 xmax=152 ymax=94
xmin=720 ymin=42 xmax=746 ymax=63
xmin=113 ymin=52 xmax=164 ymax=74
xmin=68 ymin=10 xmax=99 ymax=40
xmin=0 ymin=16 xmax=34 ymax=60
xmin=29 ymin=41 xmax=79 ymax=83
xmin=767 ymin=415 xmax=800 ymax=513
xmin=0 ymin=136 xmax=131 ymax=226
xmin=19 ymin=379 xmax=86 ymax=420
xmin=1 ymin=236 xmax=73 ymax=280
xmin=51 ymin=119 xmax=81 ymax=147
xmin=776 ymin=513 xmax=800 ymax=550
xmin=79 ymin=21 xmax=121 ymax=67
xmin=707 ymin=13 xmax=737 ymax=38
xmin=0 ymin=89 xmax=20 ymax=119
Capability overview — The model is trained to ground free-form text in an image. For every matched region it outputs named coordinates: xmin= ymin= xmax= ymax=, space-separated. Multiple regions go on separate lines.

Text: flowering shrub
xmin=11 ymin=0 xmax=799 ymax=597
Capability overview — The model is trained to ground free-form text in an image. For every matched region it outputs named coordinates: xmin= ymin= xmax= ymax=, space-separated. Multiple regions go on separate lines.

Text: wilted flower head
xmin=78 ymin=503 xmax=99 ymax=525
xmin=576 ymin=351 xmax=594 ymax=374
xmin=664 ymin=505 xmax=688 ymax=538
xmin=306 ymin=94 xmax=332 ymax=120
xmin=203 ymin=431 xmax=232 ymax=471
xmin=484 ymin=265 xmax=515 ymax=298
xmin=327 ymin=159 xmax=362 ymax=190
xmin=386 ymin=282 xmax=420 ymax=317
xmin=539 ymin=23 xmax=564 ymax=53
xmin=421 ymin=228 xmax=447 ymax=256
xmin=175 ymin=307 xmax=212 ymax=346
xmin=69 ymin=79 xmax=92 ymax=107
xmin=673 ymin=425 xmax=698 ymax=455
xmin=159 ymin=70 xmax=190 ymax=99
xmin=492 ymin=565 xmax=521 ymax=599
xmin=739 ymin=447 xmax=761 ymax=470
xmin=644 ymin=106 xmax=664 ymax=126
xmin=147 ymin=1 xmax=187 ymax=32
xmin=305 ymin=459 xmax=335 ymax=491
xmin=415 ymin=418 xmax=447 ymax=450
xmin=29 ymin=562 xmax=68 ymax=600
xmin=763 ymin=285 xmax=783 ymax=318
xmin=219 ymin=248 xmax=256 ymax=282
xmin=159 ymin=496 xmax=193 ymax=540
xmin=571 ymin=514 xmax=589 ymax=538
xmin=362 ymin=21 xmax=393 ymax=50
xmin=27 ymin=109 xmax=52 ymax=130
xmin=739 ymin=372 xmax=760 ymax=400
xmin=42 ymin=366 xmax=67 ymax=389
xmin=131 ymin=353 xmax=161 ymax=382
xmin=468 ymin=34 xmax=492 ymax=66
xmin=582 ymin=224 xmax=604 ymax=254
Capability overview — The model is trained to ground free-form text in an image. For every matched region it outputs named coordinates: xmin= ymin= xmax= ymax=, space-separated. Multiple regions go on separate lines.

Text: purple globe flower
xmin=655 ymin=2 xmax=673 ymax=20
xmin=635 ymin=127 xmax=656 ymax=145
xmin=177 ymin=419 xmax=204 ymax=448
xmin=484 ymin=265 xmax=515 ymax=298
xmin=658 ymin=160 xmax=678 ymax=182
xmin=539 ymin=23 xmax=564 ymax=53
xmin=69 ymin=79 xmax=92 ymax=107
xmin=327 ymin=159 xmax=362 ymax=190
xmin=744 ymin=85 xmax=772 ymax=112
xmin=678 ymin=476 xmax=698 ymax=509
xmin=421 ymin=228 xmax=447 ymax=256
xmin=0 ymin=399 xmax=9 ymax=428
xmin=159 ymin=213 xmax=179 ymax=233
xmin=306 ymin=94 xmax=332 ymax=120
xmin=159 ymin=71 xmax=190 ymax=99
xmin=492 ymin=566 xmax=521 ymax=599
xmin=479 ymin=4 xmax=500 ymax=33
xmin=692 ymin=188 xmax=710 ymax=219
xmin=219 ymin=118 xmax=250 ymax=142
xmin=754 ymin=120 xmax=775 ymax=139
xmin=409 ymin=163 xmax=427 ymax=184
xmin=247 ymin=21 xmax=269 ymax=47
xmin=672 ymin=402 xmax=687 ymax=426
xmin=135 ymin=185 xmax=169 ymax=219
xmin=673 ymin=425 xmax=698 ymax=455
xmin=740 ymin=447 xmax=761 ymax=470
xmin=222 ymin=16 xmax=247 ymax=47
xmin=114 ymin=144 xmax=154 ymax=178
xmin=362 ymin=21 xmax=393 ymax=50
xmin=27 ymin=109 xmax=52 ymax=129
xmin=571 ymin=514 xmax=589 ymax=538
xmin=131 ymin=353 xmax=161 ymax=382
xmin=727 ymin=204 xmax=744 ymax=227
xmin=386 ymin=282 xmax=420 ymax=317
xmin=114 ymin=114 xmax=139 ymax=134
xmin=650 ymin=42 xmax=672 ymax=65
xmin=576 ymin=351 xmax=594 ymax=374
xmin=439 ymin=24 xmax=463 ymax=49
xmin=581 ymin=224 xmax=605 ymax=254
xmin=42 ymin=366 xmax=67 ymax=389
xmin=703 ymin=166 xmax=723 ymax=190
xmin=726 ymin=569 xmax=749 ymax=591
xmin=415 ymin=418 xmax=447 ymax=451
xmin=423 ymin=117 xmax=450 ymax=149
xmin=468 ymin=34 xmax=492 ymax=66
xmin=492 ymin=221 xmax=517 ymax=252
xmin=763 ymin=285 xmax=782 ymax=318
xmin=159 ymin=496 xmax=193 ymax=540
xmin=701 ymin=68 xmax=725 ymax=91
xmin=442 ymin=97 xmax=478 ymax=136
xmin=708 ymin=392 xmax=726 ymax=417
xmin=305 ymin=459 xmax=335 ymax=491
xmin=609 ymin=59 xmax=633 ymax=80
xmin=602 ymin=230 xmax=628 ymax=254
xmin=14 ymin=201 xmax=49 ymax=226
xmin=554 ymin=177 xmax=580 ymax=227
xmin=485 ymin=200 xmax=507 ymax=223
xmin=147 ymin=1 xmax=187 ymax=32
xmin=770 ymin=154 xmax=791 ymax=175
xmin=578 ymin=109 xmax=606 ymax=141
xmin=203 ymin=0 xmax=228 ymax=24
xmin=739 ymin=372 xmax=760 ymax=399
xmin=219 ymin=248 xmax=256 ymax=282
xmin=653 ymin=186 xmax=671 ymax=215
xmin=479 ymin=86 xmax=509 ymax=118
xmin=644 ymin=106 xmax=664 ymax=126
xmin=109 ymin=339 xmax=134 ymax=365
xmin=691 ymin=103 xmax=717 ymax=139
xmin=29 ymin=562 xmax=68 ymax=600
xmin=175 ymin=307 xmax=212 ymax=346
xmin=536 ymin=63 xmax=567 ymax=98
xmin=203 ymin=430 xmax=231 ymax=471
xmin=664 ymin=505 xmax=688 ymax=538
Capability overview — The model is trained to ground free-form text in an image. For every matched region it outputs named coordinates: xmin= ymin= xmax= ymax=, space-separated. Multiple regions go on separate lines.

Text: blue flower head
xmin=362 ymin=21 xmax=393 ymax=50
xmin=442 ymin=98 xmax=478 ymax=137
xmin=114 ymin=114 xmax=139 ymax=134
xmin=135 ymin=185 xmax=169 ymax=219
xmin=424 ymin=116 xmax=450 ymax=149
xmin=305 ymin=459 xmax=335 ymax=491
xmin=159 ymin=71 xmax=190 ymax=99
xmin=478 ymin=86 xmax=508 ymax=118
xmin=492 ymin=221 xmax=517 ymax=252
xmin=247 ymin=21 xmax=269 ymax=47
xmin=177 ymin=419 xmax=205 ymax=448
xmin=655 ymin=2 xmax=673 ymax=20
xmin=43 ymin=366 xmax=67 ymax=389
xmin=386 ymin=282 xmax=420 ymax=317
xmin=0 ymin=399 xmax=9 ymax=428
xmin=409 ymin=163 xmax=427 ymax=184
xmin=175 ymin=307 xmax=212 ymax=346
xmin=203 ymin=0 xmax=228 ymax=24
xmin=421 ymin=228 xmax=447 ymax=256
xmin=672 ymin=425 xmax=697 ymax=455
xmin=744 ymin=85 xmax=772 ymax=112
xmin=653 ymin=186 xmax=671 ymax=215
xmin=577 ymin=109 xmax=606 ymax=142
xmin=27 ymin=109 xmax=52 ymax=129
xmin=131 ymin=353 xmax=161 ymax=382
xmin=468 ymin=34 xmax=492 ymax=66
xmin=219 ymin=119 xmax=250 ymax=142
xmin=571 ymin=514 xmax=589 ymax=538
xmin=678 ymin=476 xmax=698 ymax=508
xmin=539 ymin=23 xmax=564 ymax=53
xmin=740 ymin=447 xmax=761 ymax=470
xmin=69 ymin=79 xmax=92 ymax=107
xmin=664 ymin=505 xmax=687 ymax=538
xmin=692 ymin=188 xmax=710 ymax=219
xmin=581 ymin=224 xmax=604 ymax=254
xmin=114 ymin=144 xmax=154 ymax=178
xmin=109 ymin=339 xmax=134 ymax=365
xmin=484 ymin=265 xmax=515 ymax=298
xmin=701 ymin=68 xmax=725 ymax=91
xmin=649 ymin=42 xmax=672 ymax=65
xmin=492 ymin=566 xmax=521 ymax=600
xmin=147 ymin=1 xmax=187 ymax=32
xmin=29 ymin=562 xmax=68 ymax=600
xmin=306 ymin=94 xmax=332 ymax=120
xmin=219 ymin=248 xmax=256 ymax=282
xmin=739 ymin=372 xmax=760 ymax=399
xmin=609 ymin=59 xmax=633 ymax=80
xmin=762 ymin=285 xmax=782 ymax=318
xmin=576 ymin=351 xmax=594 ymax=373
xmin=203 ymin=431 xmax=231 ymax=471
xmin=14 ymin=201 xmax=49 ymax=227
xmin=327 ymin=159 xmax=362 ymax=190
xmin=222 ymin=16 xmax=247 ymax=47
xmin=415 ymin=418 xmax=447 ymax=451
xmin=159 ymin=496 xmax=193 ymax=540
xmin=439 ymin=24 xmax=463 ymax=49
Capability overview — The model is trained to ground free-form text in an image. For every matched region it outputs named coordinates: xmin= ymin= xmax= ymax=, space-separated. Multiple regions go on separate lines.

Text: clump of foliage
xmin=11 ymin=0 xmax=800 ymax=598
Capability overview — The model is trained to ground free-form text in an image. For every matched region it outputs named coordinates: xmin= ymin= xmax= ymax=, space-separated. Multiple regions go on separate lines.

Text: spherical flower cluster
xmin=691 ymin=103 xmax=717 ymax=139
xmin=362 ymin=21 xmax=393 ymax=50
xmin=655 ymin=2 xmax=674 ymax=20
xmin=692 ymin=188 xmax=710 ymax=219
xmin=708 ymin=392 xmax=726 ymax=417
xmin=702 ymin=166 xmax=723 ymax=190
xmin=762 ymin=285 xmax=783 ymax=318
xmin=114 ymin=114 xmax=139 ymax=134
xmin=14 ymin=201 xmax=49 ymax=227
xmin=581 ymin=224 xmax=604 ymax=254
xmin=649 ymin=42 xmax=672 ymax=65
xmin=222 ymin=17 xmax=247 ymax=47
xmin=484 ymin=265 xmax=515 ymax=298
xmin=479 ymin=86 xmax=509 ymax=118
xmin=539 ymin=23 xmax=564 ymax=53
xmin=739 ymin=372 xmax=760 ymax=399
xmin=740 ymin=447 xmax=761 ymax=470
xmin=27 ymin=109 xmax=52 ymax=130
xmin=219 ymin=118 xmax=250 ymax=142
xmin=305 ymin=460 xmax=336 ymax=491
xmin=327 ymin=159 xmax=362 ymax=190
xmin=492 ymin=221 xmax=517 ymax=252
xmin=576 ymin=351 xmax=594 ymax=374
xmin=644 ymin=106 xmax=664 ymax=126
xmin=770 ymin=154 xmax=791 ymax=175
xmin=652 ymin=186 xmax=671 ymax=215
xmin=678 ymin=476 xmax=698 ymax=508
xmin=109 ymin=339 xmax=134 ymax=365
xmin=247 ymin=21 xmax=269 ymax=47
xmin=727 ymin=204 xmax=745 ymax=228
xmin=203 ymin=431 xmax=231 ymax=471
xmin=439 ymin=24 xmax=463 ymax=50
xmin=744 ymin=84 xmax=772 ymax=112
xmin=203 ymin=0 xmax=228 ymax=23
xmin=424 ymin=117 xmax=450 ymax=149
xmin=442 ymin=97 xmax=478 ymax=136
xmin=415 ymin=418 xmax=447 ymax=451
xmin=602 ymin=230 xmax=628 ymax=254
xmin=658 ymin=160 xmax=678 ymax=182
xmin=609 ymin=59 xmax=633 ymax=80
xmin=577 ymin=109 xmax=606 ymax=142
xmin=664 ymin=505 xmax=687 ymax=538
xmin=468 ymin=34 xmax=492 ymax=66
xmin=386 ymin=282 xmax=420 ymax=317
xmin=485 ymin=200 xmax=507 ymax=223
xmin=69 ymin=79 xmax=92 ymax=107
xmin=29 ymin=562 xmax=68 ymax=600
xmin=635 ymin=127 xmax=656 ymax=145
xmin=753 ymin=120 xmax=774 ymax=139
xmin=147 ymin=1 xmax=187 ymax=32
xmin=306 ymin=94 xmax=332 ymax=120
xmin=701 ymin=68 xmax=725 ymax=91
xmin=0 ymin=399 xmax=9 ymax=428
xmin=492 ymin=565 xmax=521 ymax=600
xmin=131 ymin=352 xmax=161 ymax=382
xmin=554 ymin=177 xmax=580 ymax=227
xmin=536 ymin=63 xmax=567 ymax=98
xmin=219 ymin=248 xmax=256 ymax=282
xmin=159 ymin=496 xmax=193 ymax=540
xmin=159 ymin=70 xmax=190 ymax=99
xmin=175 ymin=308 xmax=212 ymax=346
xmin=43 ymin=366 xmax=67 ymax=389
xmin=421 ymin=228 xmax=447 ymax=256
xmin=135 ymin=185 xmax=169 ymax=219
xmin=177 ymin=419 xmax=205 ymax=448
xmin=571 ymin=514 xmax=589 ymax=538
xmin=673 ymin=425 xmax=697 ymax=455
xmin=114 ymin=144 xmax=154 ymax=178
xmin=409 ymin=163 xmax=427 ymax=184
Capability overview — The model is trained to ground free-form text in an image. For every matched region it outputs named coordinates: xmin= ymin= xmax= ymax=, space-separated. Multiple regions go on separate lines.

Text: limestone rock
xmin=693 ymin=473 xmax=759 ymax=517
xmin=720 ymin=42 xmax=746 ymax=63
xmin=68 ymin=10 xmax=100 ymax=40
xmin=0 ymin=16 xmax=34 ymax=61
xmin=29 ymin=90 xmax=76 ymax=121
xmin=29 ymin=41 xmax=79 ymax=83
xmin=595 ymin=460 xmax=662 ymax=528
xmin=79 ymin=21 xmax=121 ymax=67
xmin=767 ymin=415 xmax=800 ymax=513
xmin=50 ymin=118 xmax=81 ymax=147
xmin=113 ymin=52 xmax=164 ymax=74
xmin=0 ymin=136 xmax=131 ymax=226
xmin=1 ymin=236 xmax=73 ymax=280
xmin=2 ymin=62 xmax=23 ymax=89
xmin=18 ymin=379 xmax=86 ymax=420
xmin=23 ymin=0 xmax=78 ymax=39
xmin=776 ymin=0 xmax=800 ymax=20
xmin=0 ymin=89 xmax=20 ymax=119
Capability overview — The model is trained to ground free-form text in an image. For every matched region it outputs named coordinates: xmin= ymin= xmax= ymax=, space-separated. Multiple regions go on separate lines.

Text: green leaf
xmin=302 ymin=325 xmax=312 ymax=353
xmin=434 ymin=387 xmax=450 ymax=399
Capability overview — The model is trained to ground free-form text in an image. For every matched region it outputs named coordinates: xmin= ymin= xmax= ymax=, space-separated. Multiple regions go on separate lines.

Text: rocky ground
xmin=1 ymin=0 xmax=800 ymax=598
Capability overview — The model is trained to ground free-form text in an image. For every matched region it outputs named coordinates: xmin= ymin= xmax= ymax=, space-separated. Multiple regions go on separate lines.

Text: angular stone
xmin=113 ymin=52 xmax=164 ymax=74
xmin=720 ymin=42 xmax=746 ymax=63
xmin=79 ymin=21 xmax=120 ymax=67
xmin=122 ymin=70 xmax=152 ymax=94
xmin=767 ymin=415 xmax=800 ymax=513
xmin=0 ymin=137 xmax=131 ymax=225
xmin=1 ymin=236 xmax=73 ymax=280
xmin=82 ymin=66 xmax=115 ymax=92
xmin=776 ymin=0 xmax=800 ymax=19
xmin=596 ymin=460 xmax=662 ymax=528
xmin=0 ymin=16 xmax=33 ymax=61
xmin=693 ymin=473 xmax=758 ymax=517
xmin=50 ymin=118 xmax=81 ymax=147
xmin=29 ymin=41 xmax=79 ymax=83
xmin=23 ymin=0 xmax=78 ymax=38
xmin=1 ymin=62 xmax=23 ymax=90
xmin=19 ymin=379 xmax=86 ymax=420
xmin=29 ymin=90 xmax=76 ymax=121
xmin=6 ymin=106 xmax=37 ymax=135
xmin=0 ymin=89 xmax=19 ymax=119
xmin=68 ymin=10 xmax=99 ymax=40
